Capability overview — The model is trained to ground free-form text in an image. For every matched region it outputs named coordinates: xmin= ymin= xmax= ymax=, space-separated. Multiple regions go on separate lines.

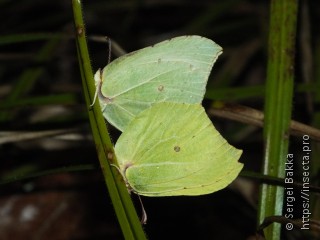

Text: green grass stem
xmin=72 ymin=1 xmax=147 ymax=239
xmin=258 ymin=0 xmax=298 ymax=239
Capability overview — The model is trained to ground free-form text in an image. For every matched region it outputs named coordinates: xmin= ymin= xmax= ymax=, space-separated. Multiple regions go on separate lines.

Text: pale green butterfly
xmin=115 ymin=102 xmax=243 ymax=196
xmin=95 ymin=35 xmax=222 ymax=132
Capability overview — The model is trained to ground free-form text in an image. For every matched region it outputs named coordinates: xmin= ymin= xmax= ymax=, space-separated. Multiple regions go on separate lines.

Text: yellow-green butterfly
xmin=115 ymin=102 xmax=243 ymax=196
xmin=95 ymin=35 xmax=222 ymax=131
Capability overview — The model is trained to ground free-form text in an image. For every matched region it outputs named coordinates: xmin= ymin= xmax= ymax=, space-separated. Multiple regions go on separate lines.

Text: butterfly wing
xmin=97 ymin=35 xmax=222 ymax=131
xmin=115 ymin=102 xmax=243 ymax=196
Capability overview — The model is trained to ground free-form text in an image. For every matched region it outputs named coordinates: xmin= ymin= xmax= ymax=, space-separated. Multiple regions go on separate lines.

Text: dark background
xmin=0 ymin=0 xmax=319 ymax=239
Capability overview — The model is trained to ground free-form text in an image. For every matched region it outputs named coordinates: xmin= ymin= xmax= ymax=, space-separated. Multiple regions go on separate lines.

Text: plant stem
xmin=258 ymin=0 xmax=298 ymax=239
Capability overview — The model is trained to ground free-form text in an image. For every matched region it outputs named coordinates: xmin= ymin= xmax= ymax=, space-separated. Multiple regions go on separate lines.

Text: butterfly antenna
xmin=138 ymin=194 xmax=148 ymax=224
xmin=110 ymin=164 xmax=147 ymax=224
xmin=91 ymin=37 xmax=111 ymax=109
xmin=105 ymin=37 xmax=112 ymax=64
